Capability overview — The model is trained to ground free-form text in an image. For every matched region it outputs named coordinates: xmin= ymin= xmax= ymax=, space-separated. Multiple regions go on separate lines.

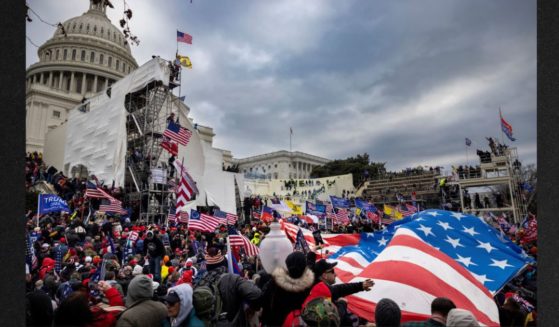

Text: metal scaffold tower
xmin=455 ymin=147 xmax=527 ymax=223
xmin=123 ymin=79 xmax=175 ymax=223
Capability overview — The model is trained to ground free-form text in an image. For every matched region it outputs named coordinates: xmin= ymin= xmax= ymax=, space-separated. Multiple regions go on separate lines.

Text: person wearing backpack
xmin=217 ymin=272 xmax=263 ymax=326
xmin=116 ymin=275 xmax=167 ymax=327
xmin=163 ymin=283 xmax=204 ymax=327
xmin=283 ymin=280 xmax=340 ymax=327
xmin=261 ymin=251 xmax=316 ymax=326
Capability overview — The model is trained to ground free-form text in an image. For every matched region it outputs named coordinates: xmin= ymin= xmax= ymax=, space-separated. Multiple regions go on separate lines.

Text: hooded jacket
xmin=167 ymin=284 xmax=204 ymax=327
xmin=115 ymin=275 xmax=167 ymax=327
xmin=261 ymin=267 xmax=315 ymax=326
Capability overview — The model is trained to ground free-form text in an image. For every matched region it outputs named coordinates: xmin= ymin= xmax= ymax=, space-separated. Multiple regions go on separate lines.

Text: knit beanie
xmin=375 ymin=298 xmax=401 ymax=327
xmin=285 ymin=252 xmax=307 ymax=279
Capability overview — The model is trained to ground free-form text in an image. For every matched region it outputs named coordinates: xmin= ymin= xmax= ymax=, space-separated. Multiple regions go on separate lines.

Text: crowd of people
xmin=25 ymin=154 xmax=537 ymax=327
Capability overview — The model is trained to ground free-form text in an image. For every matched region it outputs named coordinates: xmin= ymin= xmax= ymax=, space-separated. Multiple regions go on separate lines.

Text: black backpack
xmin=192 ymin=266 xmax=227 ymax=326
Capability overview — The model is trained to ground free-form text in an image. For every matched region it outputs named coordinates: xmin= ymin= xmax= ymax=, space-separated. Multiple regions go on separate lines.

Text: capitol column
xmin=70 ymin=72 xmax=75 ymax=92
xmin=93 ymin=75 xmax=98 ymax=93
xmin=58 ymin=72 xmax=64 ymax=89
xmin=81 ymin=73 xmax=87 ymax=96
xmin=47 ymin=72 xmax=53 ymax=88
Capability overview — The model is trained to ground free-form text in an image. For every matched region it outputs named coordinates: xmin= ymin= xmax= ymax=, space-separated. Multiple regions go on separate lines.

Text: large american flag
xmin=188 ymin=211 xmax=222 ymax=232
xmin=163 ymin=120 xmax=192 ymax=146
xmin=173 ymin=160 xmax=199 ymax=194
xmin=228 ymin=225 xmax=259 ymax=257
xmin=214 ymin=209 xmax=238 ymax=225
xmin=329 ymin=210 xmax=533 ymax=323
xmin=84 ymin=181 xmax=115 ymax=200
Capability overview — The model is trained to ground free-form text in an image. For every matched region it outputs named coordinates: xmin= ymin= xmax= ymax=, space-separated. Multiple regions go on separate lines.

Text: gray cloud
xmin=26 ymin=0 xmax=536 ymax=171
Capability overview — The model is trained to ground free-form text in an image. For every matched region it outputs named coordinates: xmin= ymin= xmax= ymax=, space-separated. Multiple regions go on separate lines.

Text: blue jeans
xmin=149 ymin=256 xmax=162 ymax=282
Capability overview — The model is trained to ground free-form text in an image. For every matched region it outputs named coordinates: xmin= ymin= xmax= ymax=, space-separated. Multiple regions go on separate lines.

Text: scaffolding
xmin=123 ymin=78 xmax=176 ymax=223
xmin=455 ymin=147 xmax=527 ymax=223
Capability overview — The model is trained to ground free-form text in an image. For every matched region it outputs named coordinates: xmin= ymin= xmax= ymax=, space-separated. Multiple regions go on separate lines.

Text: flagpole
xmin=36 ymin=194 xmax=41 ymax=227
xmin=226 ymin=235 xmax=234 ymax=274
xmin=499 ymin=107 xmax=505 ymax=146
xmin=289 ymin=127 xmax=292 ymax=152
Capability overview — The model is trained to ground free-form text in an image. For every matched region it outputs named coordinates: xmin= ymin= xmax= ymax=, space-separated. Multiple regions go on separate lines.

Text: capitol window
xmin=116 ymin=60 xmax=120 ymax=70
xmin=63 ymin=49 xmax=67 ymax=60
xmin=99 ymin=54 xmax=104 ymax=65
xmin=72 ymin=49 xmax=76 ymax=60
xmin=108 ymin=57 xmax=112 ymax=67
xmin=81 ymin=50 xmax=86 ymax=61
xmin=56 ymin=49 xmax=60 ymax=60
xmin=90 ymin=52 xmax=95 ymax=63
xmin=52 ymin=110 xmax=61 ymax=118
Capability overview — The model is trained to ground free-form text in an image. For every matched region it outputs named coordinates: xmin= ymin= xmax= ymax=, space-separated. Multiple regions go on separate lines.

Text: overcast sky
xmin=26 ymin=0 xmax=536 ymax=171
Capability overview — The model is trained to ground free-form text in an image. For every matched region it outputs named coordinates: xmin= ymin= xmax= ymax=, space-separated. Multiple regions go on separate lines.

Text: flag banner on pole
xmin=355 ymin=198 xmax=377 ymax=212
xmin=213 ymin=209 xmax=238 ymax=225
xmin=84 ymin=181 xmax=116 ymax=201
xmin=188 ymin=210 xmax=222 ymax=232
xmin=163 ymin=120 xmax=192 ymax=146
xmin=99 ymin=198 xmax=127 ymax=215
xmin=173 ymin=160 xmax=199 ymax=194
xmin=38 ymin=194 xmax=70 ymax=214
xmin=500 ymin=110 xmax=516 ymax=141
xmin=160 ymin=137 xmax=178 ymax=156
xmin=294 ymin=228 xmax=311 ymax=254
xmin=260 ymin=206 xmax=274 ymax=223
xmin=228 ymin=225 xmax=259 ymax=257
xmin=176 ymin=30 xmax=193 ymax=44
xmin=176 ymin=54 xmax=193 ymax=69
xmin=330 ymin=196 xmax=350 ymax=209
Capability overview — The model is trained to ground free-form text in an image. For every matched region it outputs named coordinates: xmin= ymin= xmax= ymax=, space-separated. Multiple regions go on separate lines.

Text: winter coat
xmin=167 ymin=284 xmax=204 ymax=327
xmin=218 ymin=273 xmax=263 ymax=326
xmin=261 ymin=267 xmax=315 ymax=326
xmin=88 ymin=287 xmax=126 ymax=327
xmin=116 ymin=275 xmax=167 ymax=327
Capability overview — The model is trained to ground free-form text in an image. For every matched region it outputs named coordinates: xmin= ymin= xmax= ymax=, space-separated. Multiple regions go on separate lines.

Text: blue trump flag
xmin=330 ymin=210 xmax=534 ymax=294
xmin=38 ymin=194 xmax=70 ymax=215
xmin=355 ymin=198 xmax=377 ymax=212
xmin=330 ymin=196 xmax=350 ymax=209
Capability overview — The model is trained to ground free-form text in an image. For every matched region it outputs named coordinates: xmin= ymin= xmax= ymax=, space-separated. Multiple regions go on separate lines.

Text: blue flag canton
xmin=190 ymin=209 xmax=200 ymax=220
xmin=398 ymin=210 xmax=531 ymax=292
xmin=213 ymin=209 xmax=227 ymax=219
xmin=167 ymin=120 xmax=182 ymax=133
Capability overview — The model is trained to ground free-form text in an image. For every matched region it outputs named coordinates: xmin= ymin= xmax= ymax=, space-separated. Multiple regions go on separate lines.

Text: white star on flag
xmin=490 ymin=259 xmax=514 ymax=270
xmin=476 ymin=240 xmax=496 ymax=254
xmin=378 ymin=236 xmax=388 ymax=247
xmin=456 ymin=254 xmax=477 ymax=267
xmin=417 ymin=224 xmax=435 ymax=237
xmin=445 ymin=235 xmax=464 ymax=249
xmin=471 ymin=272 xmax=494 ymax=284
xmin=426 ymin=211 xmax=442 ymax=217
xmin=463 ymin=226 xmax=479 ymax=237
xmin=437 ymin=220 xmax=453 ymax=231
xmin=451 ymin=212 xmax=467 ymax=220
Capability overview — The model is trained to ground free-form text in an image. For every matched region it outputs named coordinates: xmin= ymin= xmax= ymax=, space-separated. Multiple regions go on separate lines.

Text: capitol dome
xmin=26 ymin=0 xmax=139 ymax=153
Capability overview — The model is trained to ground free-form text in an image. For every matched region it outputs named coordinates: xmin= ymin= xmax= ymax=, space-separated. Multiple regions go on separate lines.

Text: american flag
xmin=213 ymin=209 xmax=238 ymax=225
xmin=329 ymin=210 xmax=533 ymax=323
xmin=160 ymin=137 xmax=178 ymax=156
xmin=85 ymin=181 xmax=115 ymax=200
xmin=347 ymin=228 xmax=500 ymax=325
xmin=163 ymin=120 xmax=192 ymax=146
xmin=169 ymin=209 xmax=189 ymax=224
xmin=188 ymin=210 xmax=222 ymax=232
xmin=174 ymin=160 xmax=199 ymax=194
xmin=175 ymin=171 xmax=195 ymax=208
xmin=396 ymin=203 xmax=416 ymax=217
xmin=367 ymin=211 xmax=380 ymax=224
xmin=227 ymin=225 xmax=259 ymax=257
xmin=500 ymin=109 xmax=516 ymax=142
xmin=99 ymin=198 xmax=127 ymax=215
xmin=334 ymin=208 xmax=350 ymax=225
xmin=176 ymin=30 xmax=193 ymax=44
xmin=252 ymin=209 xmax=261 ymax=220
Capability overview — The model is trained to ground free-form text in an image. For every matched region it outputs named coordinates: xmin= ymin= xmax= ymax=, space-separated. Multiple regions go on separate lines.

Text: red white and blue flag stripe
xmin=163 ymin=120 xmax=192 ymax=146
xmin=176 ymin=30 xmax=193 ymax=44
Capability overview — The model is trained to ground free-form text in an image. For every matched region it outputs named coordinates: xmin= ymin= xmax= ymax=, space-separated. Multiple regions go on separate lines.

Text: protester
xmin=162 ymin=283 xmax=204 ymax=327
xmin=313 ymin=259 xmax=374 ymax=301
xmin=116 ymin=275 xmax=167 ymax=327
xmin=375 ymin=298 xmax=401 ymax=327
xmin=446 ymin=308 xmax=479 ymax=327
xmin=402 ymin=297 xmax=456 ymax=327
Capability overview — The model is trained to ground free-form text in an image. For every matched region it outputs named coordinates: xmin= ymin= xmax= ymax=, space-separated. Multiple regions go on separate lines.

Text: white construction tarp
xmin=63 ymin=58 xmax=170 ymax=186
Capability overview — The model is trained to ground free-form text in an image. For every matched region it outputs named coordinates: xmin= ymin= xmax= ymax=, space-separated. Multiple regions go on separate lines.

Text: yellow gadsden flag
xmin=285 ymin=200 xmax=303 ymax=215
xmin=176 ymin=54 xmax=192 ymax=69
xmin=384 ymin=204 xmax=403 ymax=220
